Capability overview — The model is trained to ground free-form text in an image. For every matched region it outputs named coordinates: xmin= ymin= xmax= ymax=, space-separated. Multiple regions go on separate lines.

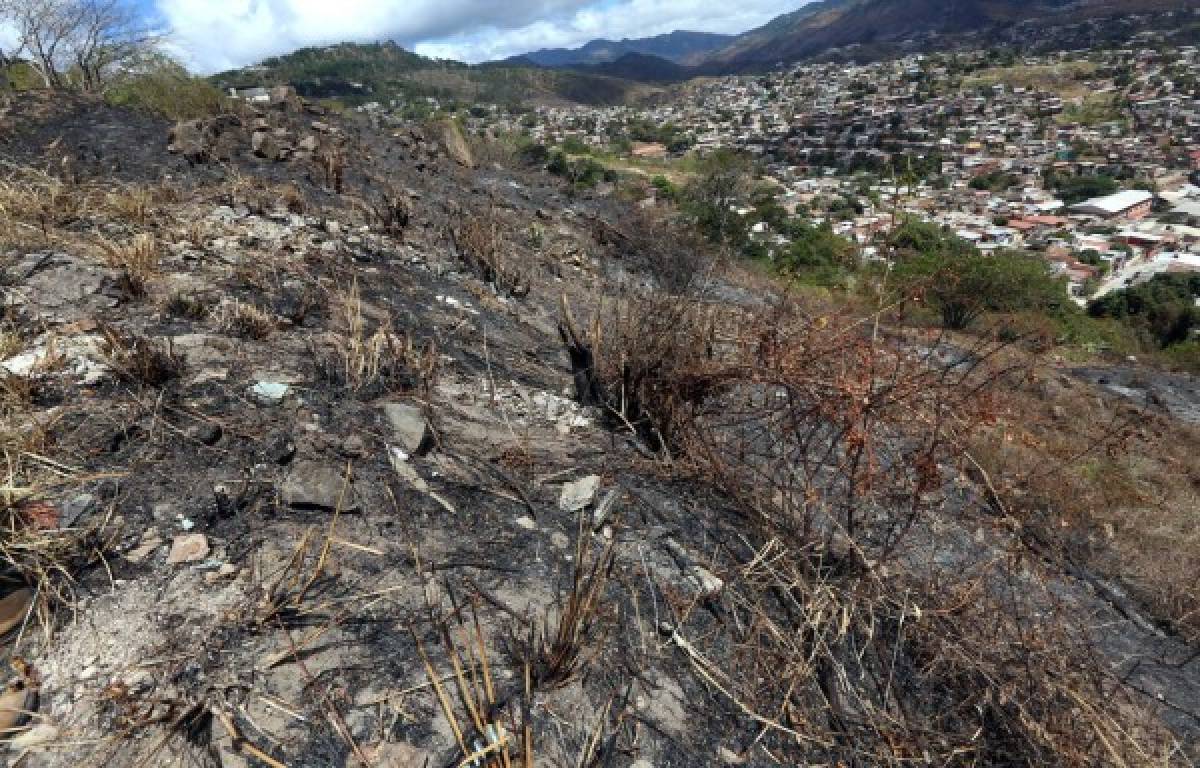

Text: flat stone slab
xmin=281 ymin=461 xmax=359 ymax=511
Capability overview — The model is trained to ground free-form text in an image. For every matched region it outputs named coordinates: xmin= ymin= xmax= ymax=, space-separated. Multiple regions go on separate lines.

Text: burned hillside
xmin=0 ymin=88 xmax=1198 ymax=768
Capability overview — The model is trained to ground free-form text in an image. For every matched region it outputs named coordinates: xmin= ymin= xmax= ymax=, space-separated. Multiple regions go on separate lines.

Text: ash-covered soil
xmin=0 ymin=90 xmax=1198 ymax=768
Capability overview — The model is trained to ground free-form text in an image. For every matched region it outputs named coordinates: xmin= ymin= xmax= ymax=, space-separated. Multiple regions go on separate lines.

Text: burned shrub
xmin=313 ymin=281 xmax=438 ymax=398
xmin=162 ymin=292 xmax=212 ymax=321
xmin=450 ymin=207 xmax=530 ymax=298
xmin=558 ymin=289 xmax=1176 ymax=764
xmin=370 ymin=185 xmax=411 ymax=238
xmin=594 ymin=209 xmax=715 ymax=296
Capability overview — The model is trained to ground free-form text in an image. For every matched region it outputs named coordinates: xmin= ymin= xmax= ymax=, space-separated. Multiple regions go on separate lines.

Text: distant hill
xmin=211 ymin=41 xmax=658 ymax=108
xmin=702 ymin=0 xmax=1199 ymax=70
xmin=580 ymin=52 xmax=691 ymax=83
xmin=509 ymin=30 xmax=733 ymax=68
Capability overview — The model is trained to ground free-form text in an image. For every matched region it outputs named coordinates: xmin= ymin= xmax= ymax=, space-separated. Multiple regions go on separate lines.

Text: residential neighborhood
xmin=458 ymin=39 xmax=1200 ymax=302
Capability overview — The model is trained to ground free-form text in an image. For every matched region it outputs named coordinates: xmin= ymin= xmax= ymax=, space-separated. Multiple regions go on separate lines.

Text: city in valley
xmin=448 ymin=42 xmax=1200 ymax=305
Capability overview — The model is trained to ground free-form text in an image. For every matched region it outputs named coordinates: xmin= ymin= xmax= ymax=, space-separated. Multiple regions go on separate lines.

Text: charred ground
xmin=0 ymin=90 xmax=1198 ymax=767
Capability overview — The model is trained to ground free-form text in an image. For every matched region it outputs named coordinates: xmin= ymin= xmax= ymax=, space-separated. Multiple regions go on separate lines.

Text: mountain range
xmin=704 ymin=0 xmax=1195 ymax=70
xmin=503 ymin=0 xmax=1199 ymax=77
xmin=506 ymin=30 xmax=733 ymax=69
xmin=216 ymin=0 xmax=1199 ymax=106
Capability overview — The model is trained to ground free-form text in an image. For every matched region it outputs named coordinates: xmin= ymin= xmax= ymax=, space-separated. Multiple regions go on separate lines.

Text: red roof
xmin=1026 ymin=215 xmax=1068 ymax=226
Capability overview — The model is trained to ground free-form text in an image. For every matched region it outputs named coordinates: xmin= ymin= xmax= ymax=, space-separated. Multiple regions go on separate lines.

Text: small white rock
xmin=559 ymin=475 xmax=599 ymax=512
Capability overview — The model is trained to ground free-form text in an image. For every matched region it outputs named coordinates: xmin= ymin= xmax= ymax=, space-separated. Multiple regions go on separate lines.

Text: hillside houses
xmin=485 ymin=38 xmax=1199 ymax=301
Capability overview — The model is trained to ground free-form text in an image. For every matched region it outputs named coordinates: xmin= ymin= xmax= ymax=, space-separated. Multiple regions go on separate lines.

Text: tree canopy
xmin=1088 ymin=273 xmax=1200 ymax=348
xmin=890 ymin=219 xmax=1066 ymax=329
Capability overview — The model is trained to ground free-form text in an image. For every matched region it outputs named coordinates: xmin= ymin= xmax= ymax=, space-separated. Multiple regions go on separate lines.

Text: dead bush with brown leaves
xmin=561 ymin=291 xmax=1181 ymax=765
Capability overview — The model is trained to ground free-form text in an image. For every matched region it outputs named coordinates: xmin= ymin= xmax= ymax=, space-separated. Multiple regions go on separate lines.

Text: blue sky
xmin=144 ymin=0 xmax=803 ymax=73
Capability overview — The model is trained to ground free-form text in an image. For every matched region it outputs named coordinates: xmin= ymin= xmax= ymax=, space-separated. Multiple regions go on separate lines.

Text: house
xmin=1070 ymin=189 xmax=1155 ymax=220
xmin=229 ymin=86 xmax=270 ymax=103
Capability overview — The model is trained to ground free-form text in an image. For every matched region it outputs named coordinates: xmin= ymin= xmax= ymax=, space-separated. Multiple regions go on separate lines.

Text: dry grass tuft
xmin=416 ymin=611 xmax=521 ymax=768
xmin=0 ymin=166 xmax=88 ymax=246
xmin=316 ymin=280 xmax=437 ymax=396
xmin=104 ymin=185 xmax=154 ymax=227
xmin=216 ymin=300 xmax=276 ymax=340
xmin=161 ymin=292 xmax=212 ymax=321
xmin=519 ymin=515 xmax=615 ymax=692
xmin=451 ymin=207 xmax=530 ymax=298
xmin=97 ymin=234 xmax=159 ymax=298
xmin=278 ymin=183 xmax=307 ymax=214
xmin=368 ymin=184 xmax=410 ymax=238
xmin=100 ymin=328 xmax=183 ymax=388
xmin=0 ymin=166 xmax=171 ymax=251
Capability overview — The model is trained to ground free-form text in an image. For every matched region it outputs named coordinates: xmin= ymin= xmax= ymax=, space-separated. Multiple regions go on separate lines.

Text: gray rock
xmin=61 ymin=493 xmax=97 ymax=528
xmin=253 ymin=132 xmax=286 ymax=161
xmin=167 ymin=118 xmax=213 ymax=163
xmin=375 ymin=743 xmax=432 ymax=767
xmin=559 ymin=475 xmax=599 ymax=512
xmin=21 ymin=257 xmax=118 ymax=322
xmin=249 ymin=381 xmax=290 ymax=405
xmin=686 ymin=566 xmax=724 ymax=598
xmin=166 ymin=534 xmax=210 ymax=565
xmin=186 ymin=422 xmax=223 ymax=445
xmin=281 ymin=461 xmax=359 ymax=512
xmin=341 ymin=434 xmax=367 ymax=457
xmin=381 ymin=403 xmax=429 ymax=454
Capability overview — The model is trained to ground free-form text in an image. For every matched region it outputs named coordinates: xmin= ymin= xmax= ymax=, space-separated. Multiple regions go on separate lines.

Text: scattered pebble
xmin=248 ymin=380 xmax=291 ymax=405
xmin=559 ymin=474 xmax=600 ymax=512
xmin=126 ymin=531 xmax=163 ymax=563
xmin=167 ymin=534 xmax=210 ymax=565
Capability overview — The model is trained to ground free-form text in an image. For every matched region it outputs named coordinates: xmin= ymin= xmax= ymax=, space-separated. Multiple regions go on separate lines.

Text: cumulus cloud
xmin=159 ymin=0 xmax=591 ymax=71
xmin=417 ymin=0 xmax=793 ymax=63
xmin=0 ymin=21 xmax=20 ymax=56
xmin=156 ymin=0 xmax=799 ymax=72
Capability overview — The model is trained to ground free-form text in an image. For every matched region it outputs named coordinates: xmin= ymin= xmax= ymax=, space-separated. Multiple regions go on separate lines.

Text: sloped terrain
xmin=0 ymin=90 xmax=1198 ymax=768
xmin=704 ymin=0 xmax=1198 ymax=70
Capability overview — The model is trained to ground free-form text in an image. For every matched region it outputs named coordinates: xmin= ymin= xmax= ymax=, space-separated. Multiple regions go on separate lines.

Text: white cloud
xmin=417 ymin=0 xmax=793 ymax=63
xmin=156 ymin=0 xmax=800 ymax=72
xmin=158 ymin=0 xmax=595 ymax=72
xmin=0 ymin=21 xmax=20 ymax=56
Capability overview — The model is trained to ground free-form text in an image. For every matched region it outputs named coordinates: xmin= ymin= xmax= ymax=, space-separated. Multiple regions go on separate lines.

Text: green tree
xmin=104 ymin=55 xmax=224 ymax=119
xmin=891 ymin=223 xmax=1066 ymax=329
xmin=685 ymin=149 xmax=753 ymax=246
xmin=777 ymin=222 xmax=857 ymax=286
xmin=651 ymin=175 xmax=680 ymax=203
xmin=1088 ymin=274 xmax=1200 ymax=348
